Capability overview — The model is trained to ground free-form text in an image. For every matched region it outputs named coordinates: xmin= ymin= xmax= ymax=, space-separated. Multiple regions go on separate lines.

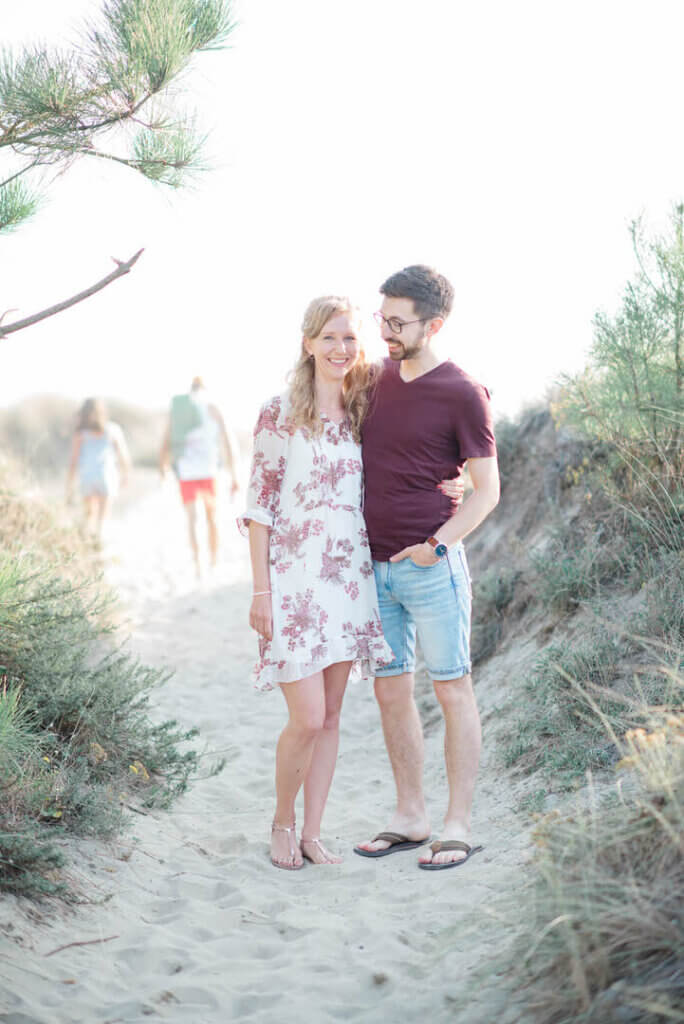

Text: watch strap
xmin=426 ymin=536 xmax=448 ymax=556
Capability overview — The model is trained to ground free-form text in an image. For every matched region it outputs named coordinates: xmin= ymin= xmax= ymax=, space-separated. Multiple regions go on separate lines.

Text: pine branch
xmin=0 ymin=161 xmax=40 ymax=189
xmin=0 ymin=249 xmax=144 ymax=339
xmin=0 ymin=1 xmax=236 ymax=196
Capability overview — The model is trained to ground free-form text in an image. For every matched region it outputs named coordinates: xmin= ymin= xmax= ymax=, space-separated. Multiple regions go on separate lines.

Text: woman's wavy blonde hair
xmin=287 ymin=296 xmax=375 ymax=443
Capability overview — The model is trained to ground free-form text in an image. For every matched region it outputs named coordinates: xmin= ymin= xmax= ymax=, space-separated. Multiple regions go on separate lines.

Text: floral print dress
xmin=239 ymin=394 xmax=394 ymax=691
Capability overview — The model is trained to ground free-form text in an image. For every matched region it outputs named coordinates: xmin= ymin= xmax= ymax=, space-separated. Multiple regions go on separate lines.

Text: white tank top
xmin=175 ymin=397 xmax=220 ymax=481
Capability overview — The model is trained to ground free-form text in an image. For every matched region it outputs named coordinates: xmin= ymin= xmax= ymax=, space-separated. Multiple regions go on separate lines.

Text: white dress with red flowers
xmin=239 ymin=393 xmax=394 ymax=691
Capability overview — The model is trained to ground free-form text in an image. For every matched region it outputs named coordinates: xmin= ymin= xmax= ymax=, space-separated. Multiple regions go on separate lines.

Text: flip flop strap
xmin=372 ymin=831 xmax=411 ymax=845
xmin=430 ymin=840 xmax=471 ymax=854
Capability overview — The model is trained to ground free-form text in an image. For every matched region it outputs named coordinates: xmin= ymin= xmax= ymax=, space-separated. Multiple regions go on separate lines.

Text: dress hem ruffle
xmin=252 ymin=634 xmax=395 ymax=693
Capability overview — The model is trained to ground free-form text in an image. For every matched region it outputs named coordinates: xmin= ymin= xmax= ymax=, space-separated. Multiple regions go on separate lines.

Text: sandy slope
xmin=0 ymin=473 xmax=534 ymax=1024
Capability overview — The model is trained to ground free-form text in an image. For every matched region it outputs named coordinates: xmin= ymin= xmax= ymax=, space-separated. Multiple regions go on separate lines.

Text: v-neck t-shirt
xmin=361 ymin=358 xmax=496 ymax=561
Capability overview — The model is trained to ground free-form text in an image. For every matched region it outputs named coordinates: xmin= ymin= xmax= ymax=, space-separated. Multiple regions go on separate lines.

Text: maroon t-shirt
xmin=361 ymin=359 xmax=497 ymax=561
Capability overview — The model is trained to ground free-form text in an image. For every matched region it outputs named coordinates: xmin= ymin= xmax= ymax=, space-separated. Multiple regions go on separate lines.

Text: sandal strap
xmin=272 ymin=822 xmax=297 ymax=858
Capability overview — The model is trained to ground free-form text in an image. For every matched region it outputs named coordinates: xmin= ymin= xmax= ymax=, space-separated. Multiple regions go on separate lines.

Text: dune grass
xmin=501 ymin=678 xmax=683 ymax=1023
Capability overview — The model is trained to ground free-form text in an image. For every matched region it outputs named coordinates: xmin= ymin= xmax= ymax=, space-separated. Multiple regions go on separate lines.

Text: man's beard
xmin=386 ymin=336 xmax=425 ymax=361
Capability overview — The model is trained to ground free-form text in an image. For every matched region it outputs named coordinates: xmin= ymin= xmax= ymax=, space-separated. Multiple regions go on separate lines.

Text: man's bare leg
xmin=204 ymin=492 xmax=219 ymax=567
xmin=418 ymin=673 xmax=482 ymax=866
xmin=355 ymin=671 xmax=430 ymax=853
xmin=184 ymin=500 xmax=201 ymax=577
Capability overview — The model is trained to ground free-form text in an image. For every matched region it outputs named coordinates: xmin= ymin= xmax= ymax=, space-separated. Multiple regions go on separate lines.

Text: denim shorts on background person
xmin=373 ymin=544 xmax=472 ymax=681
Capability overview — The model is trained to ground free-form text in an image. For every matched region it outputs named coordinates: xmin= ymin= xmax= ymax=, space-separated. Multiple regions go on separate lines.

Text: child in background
xmin=66 ymin=398 xmax=131 ymax=541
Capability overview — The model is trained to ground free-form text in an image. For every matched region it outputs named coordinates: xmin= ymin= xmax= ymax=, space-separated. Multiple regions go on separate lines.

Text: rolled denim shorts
xmin=373 ymin=544 xmax=472 ymax=681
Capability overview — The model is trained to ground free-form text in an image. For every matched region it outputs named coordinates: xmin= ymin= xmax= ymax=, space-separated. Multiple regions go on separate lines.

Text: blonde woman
xmin=239 ymin=297 xmax=392 ymax=869
xmin=66 ymin=398 xmax=130 ymax=540
xmin=240 ymin=297 xmax=463 ymax=871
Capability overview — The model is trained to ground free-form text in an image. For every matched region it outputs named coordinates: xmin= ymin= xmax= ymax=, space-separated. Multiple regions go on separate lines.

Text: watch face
xmin=435 ymin=543 xmax=448 ymax=558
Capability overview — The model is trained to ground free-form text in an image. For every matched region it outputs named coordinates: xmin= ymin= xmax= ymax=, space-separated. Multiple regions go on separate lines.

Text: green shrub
xmin=0 ymin=555 xmax=222 ymax=897
xmin=554 ymin=205 xmax=684 ymax=558
xmin=0 ymin=831 xmax=66 ymax=898
xmin=555 ymin=206 xmax=684 ymax=463
xmin=531 ymin=516 xmax=639 ymax=613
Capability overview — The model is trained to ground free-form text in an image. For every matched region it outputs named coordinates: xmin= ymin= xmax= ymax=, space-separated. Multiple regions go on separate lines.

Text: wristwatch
xmin=426 ymin=536 xmax=448 ymax=558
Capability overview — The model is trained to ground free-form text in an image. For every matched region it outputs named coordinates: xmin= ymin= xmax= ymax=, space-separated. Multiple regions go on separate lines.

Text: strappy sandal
xmin=271 ymin=822 xmax=304 ymax=871
xmin=300 ymin=837 xmax=342 ymax=865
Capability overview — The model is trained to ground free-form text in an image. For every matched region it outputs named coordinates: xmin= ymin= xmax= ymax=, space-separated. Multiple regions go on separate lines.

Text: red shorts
xmin=179 ymin=477 xmax=216 ymax=504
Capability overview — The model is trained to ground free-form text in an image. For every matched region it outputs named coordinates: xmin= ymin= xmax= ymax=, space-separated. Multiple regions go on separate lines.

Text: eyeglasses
xmin=373 ymin=311 xmax=434 ymax=335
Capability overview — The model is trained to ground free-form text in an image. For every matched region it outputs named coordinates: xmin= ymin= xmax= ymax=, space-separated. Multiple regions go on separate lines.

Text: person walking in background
xmin=159 ymin=376 xmax=239 ymax=579
xmin=239 ymin=296 xmax=396 ymax=871
xmin=66 ymin=397 xmax=131 ymax=542
xmin=354 ymin=265 xmax=500 ymax=870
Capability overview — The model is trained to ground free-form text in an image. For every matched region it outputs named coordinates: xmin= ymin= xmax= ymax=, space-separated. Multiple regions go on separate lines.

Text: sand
xmin=0 ymin=472 xmax=534 ymax=1024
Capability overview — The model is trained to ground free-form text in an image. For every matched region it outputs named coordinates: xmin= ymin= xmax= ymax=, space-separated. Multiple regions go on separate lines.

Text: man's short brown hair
xmin=379 ymin=264 xmax=454 ymax=320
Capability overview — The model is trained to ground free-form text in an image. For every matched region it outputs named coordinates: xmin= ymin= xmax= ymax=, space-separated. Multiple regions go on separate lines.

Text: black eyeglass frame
xmin=372 ymin=311 xmax=436 ymax=335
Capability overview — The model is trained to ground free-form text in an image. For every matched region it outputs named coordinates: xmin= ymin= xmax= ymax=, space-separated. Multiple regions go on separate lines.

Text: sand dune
xmin=0 ymin=472 xmax=533 ymax=1024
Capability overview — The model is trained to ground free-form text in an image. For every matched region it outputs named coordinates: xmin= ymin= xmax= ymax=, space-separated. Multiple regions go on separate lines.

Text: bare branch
xmin=0 ymin=248 xmax=144 ymax=339
xmin=44 ymin=935 xmax=119 ymax=957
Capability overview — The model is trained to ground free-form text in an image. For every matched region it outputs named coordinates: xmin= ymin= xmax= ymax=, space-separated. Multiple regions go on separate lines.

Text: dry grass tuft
xmin=505 ymin=681 xmax=683 ymax=1023
xmin=0 ymin=451 xmax=98 ymax=579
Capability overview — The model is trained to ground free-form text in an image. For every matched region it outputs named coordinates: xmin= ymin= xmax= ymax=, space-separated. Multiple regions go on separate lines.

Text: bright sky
xmin=2 ymin=0 xmax=684 ymax=431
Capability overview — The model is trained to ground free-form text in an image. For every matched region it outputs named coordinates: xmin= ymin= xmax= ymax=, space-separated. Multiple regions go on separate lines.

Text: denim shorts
xmin=373 ymin=545 xmax=472 ymax=681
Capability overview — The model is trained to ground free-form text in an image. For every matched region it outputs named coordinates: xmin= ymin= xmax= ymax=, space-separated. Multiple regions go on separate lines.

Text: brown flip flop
xmin=418 ymin=839 xmax=484 ymax=870
xmin=353 ymin=831 xmax=430 ymax=858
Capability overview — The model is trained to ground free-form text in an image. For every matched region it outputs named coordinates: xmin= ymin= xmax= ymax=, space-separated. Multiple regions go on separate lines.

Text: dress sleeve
xmin=237 ymin=396 xmax=290 ymax=536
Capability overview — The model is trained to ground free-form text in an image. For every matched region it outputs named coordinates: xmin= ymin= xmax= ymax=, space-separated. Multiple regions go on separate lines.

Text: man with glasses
xmin=354 ymin=265 xmax=499 ymax=869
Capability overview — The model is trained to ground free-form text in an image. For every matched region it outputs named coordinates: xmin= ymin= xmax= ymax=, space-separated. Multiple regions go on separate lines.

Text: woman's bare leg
xmin=272 ymin=672 xmax=325 ymax=868
xmin=300 ymin=660 xmax=352 ymax=863
xmin=82 ymin=496 xmax=99 ymax=538
xmin=95 ymin=495 xmax=111 ymax=538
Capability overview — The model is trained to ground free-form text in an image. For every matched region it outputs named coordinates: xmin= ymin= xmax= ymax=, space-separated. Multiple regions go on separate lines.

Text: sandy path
xmin=0 ymin=473 xmax=532 ymax=1024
